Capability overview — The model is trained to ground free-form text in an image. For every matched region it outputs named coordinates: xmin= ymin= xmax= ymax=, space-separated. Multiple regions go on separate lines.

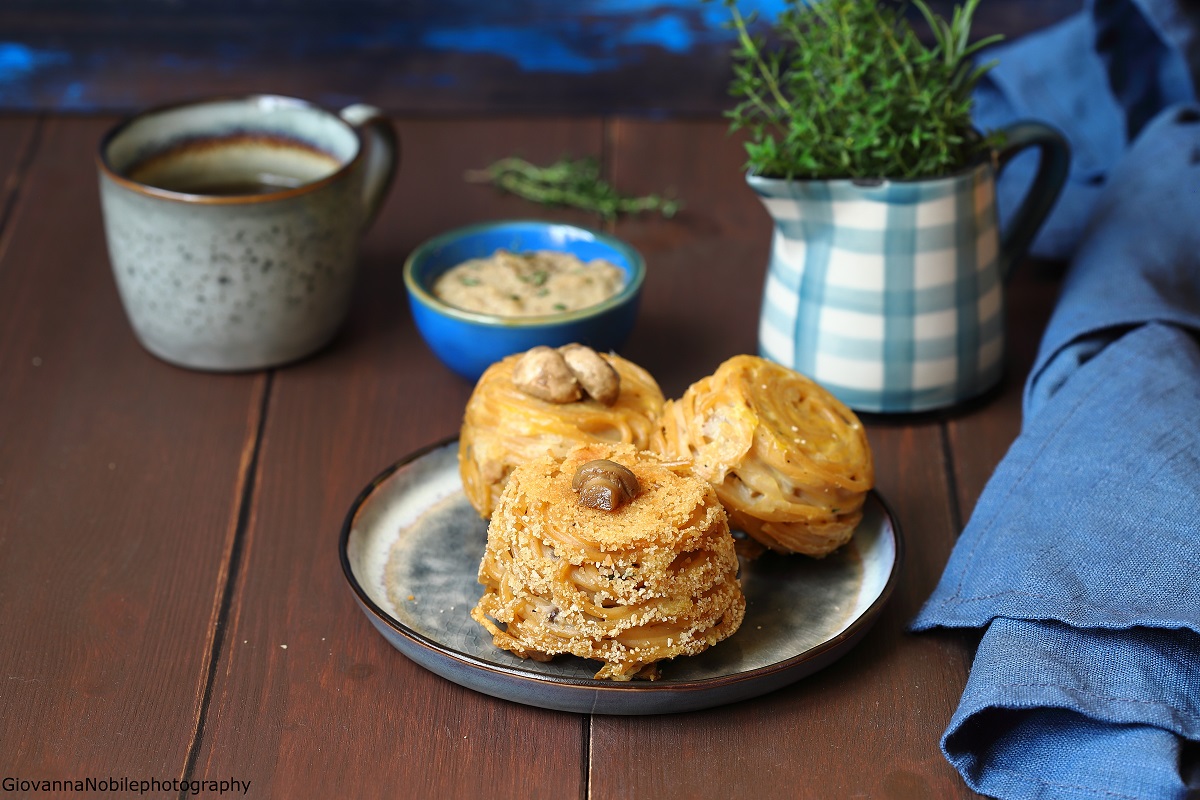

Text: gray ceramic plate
xmin=340 ymin=438 xmax=902 ymax=715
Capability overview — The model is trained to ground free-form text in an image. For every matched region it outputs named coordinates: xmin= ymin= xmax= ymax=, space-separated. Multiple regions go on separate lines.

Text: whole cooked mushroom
xmin=511 ymin=346 xmax=582 ymax=403
xmin=510 ymin=344 xmax=622 ymax=406
xmin=572 ymin=459 xmax=640 ymax=511
xmin=558 ymin=344 xmax=620 ymax=406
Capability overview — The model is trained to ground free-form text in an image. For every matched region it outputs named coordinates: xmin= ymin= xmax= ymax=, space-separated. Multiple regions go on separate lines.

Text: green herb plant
xmin=466 ymin=156 xmax=680 ymax=220
xmin=712 ymin=0 xmax=1002 ymax=180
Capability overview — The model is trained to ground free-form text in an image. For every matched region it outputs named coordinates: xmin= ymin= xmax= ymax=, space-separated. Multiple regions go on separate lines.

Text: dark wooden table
xmin=0 ymin=113 xmax=1060 ymax=798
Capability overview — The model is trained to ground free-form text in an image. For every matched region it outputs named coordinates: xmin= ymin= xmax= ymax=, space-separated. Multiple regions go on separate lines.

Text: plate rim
xmin=338 ymin=436 xmax=905 ymax=700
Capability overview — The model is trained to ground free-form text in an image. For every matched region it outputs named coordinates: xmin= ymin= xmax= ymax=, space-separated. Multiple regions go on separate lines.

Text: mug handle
xmin=994 ymin=121 xmax=1071 ymax=281
xmin=339 ymin=104 xmax=400 ymax=231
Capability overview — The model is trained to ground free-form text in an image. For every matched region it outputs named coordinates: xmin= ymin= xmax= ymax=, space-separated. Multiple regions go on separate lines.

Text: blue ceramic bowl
xmin=403 ymin=220 xmax=645 ymax=381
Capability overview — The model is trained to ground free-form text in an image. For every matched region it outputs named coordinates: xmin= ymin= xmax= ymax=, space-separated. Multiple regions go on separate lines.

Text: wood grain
xmin=0 ymin=118 xmax=262 ymax=778
xmin=608 ymin=117 xmax=766 ymax=398
xmin=0 ymin=113 xmax=1061 ymax=799
xmin=590 ymin=119 xmax=978 ymax=800
xmin=590 ymin=423 xmax=975 ymax=800
xmin=0 ymin=116 xmax=38 ymax=241
xmin=189 ymin=118 xmax=603 ymax=799
xmin=945 ymin=260 xmax=1064 ymax=520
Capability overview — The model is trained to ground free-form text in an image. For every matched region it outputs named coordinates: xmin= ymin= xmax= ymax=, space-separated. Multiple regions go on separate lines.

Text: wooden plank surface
xmin=589 ymin=422 xmax=974 ymax=800
xmin=189 ymin=118 xmax=605 ymax=799
xmin=0 ymin=113 xmax=1057 ymax=799
xmin=589 ymin=119 xmax=976 ymax=800
xmin=0 ymin=117 xmax=38 ymax=236
xmin=0 ymin=118 xmax=263 ymax=779
xmin=609 ymin=118 xmax=764 ymax=396
xmin=946 ymin=260 xmax=1064 ymax=521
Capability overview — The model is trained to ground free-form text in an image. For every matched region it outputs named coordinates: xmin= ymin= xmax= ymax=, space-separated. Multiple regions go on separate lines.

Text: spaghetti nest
xmin=654 ymin=355 xmax=873 ymax=557
xmin=471 ymin=443 xmax=745 ymax=680
xmin=459 ymin=351 xmax=665 ymax=519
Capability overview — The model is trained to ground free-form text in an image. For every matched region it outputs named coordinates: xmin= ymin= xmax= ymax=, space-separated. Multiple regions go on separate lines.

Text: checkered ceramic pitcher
xmin=753 ymin=122 xmax=1069 ymax=413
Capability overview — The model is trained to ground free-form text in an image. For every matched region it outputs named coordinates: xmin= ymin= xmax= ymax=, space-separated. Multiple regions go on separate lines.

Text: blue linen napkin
xmin=976 ymin=0 xmax=1197 ymax=260
xmin=911 ymin=103 xmax=1200 ymax=799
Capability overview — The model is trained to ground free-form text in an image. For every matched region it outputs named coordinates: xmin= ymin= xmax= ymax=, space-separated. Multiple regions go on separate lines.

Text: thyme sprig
xmin=466 ymin=157 xmax=680 ymax=220
xmin=711 ymin=0 xmax=1003 ymax=180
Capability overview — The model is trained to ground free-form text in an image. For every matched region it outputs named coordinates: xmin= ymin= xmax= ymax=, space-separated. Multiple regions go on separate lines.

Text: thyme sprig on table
xmin=465 ymin=157 xmax=680 ymax=220
xmin=712 ymin=0 xmax=1003 ymax=180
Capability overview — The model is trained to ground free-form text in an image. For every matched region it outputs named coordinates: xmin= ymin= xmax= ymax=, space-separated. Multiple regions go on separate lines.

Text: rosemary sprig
xmin=465 ymin=156 xmax=681 ymax=220
xmin=710 ymin=0 xmax=1003 ymax=180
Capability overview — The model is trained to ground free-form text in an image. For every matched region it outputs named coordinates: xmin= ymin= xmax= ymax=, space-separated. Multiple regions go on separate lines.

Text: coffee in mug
xmin=97 ymin=95 xmax=398 ymax=371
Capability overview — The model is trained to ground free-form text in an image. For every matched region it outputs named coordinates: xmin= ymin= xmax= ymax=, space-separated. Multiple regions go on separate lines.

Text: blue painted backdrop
xmin=0 ymin=0 xmax=1079 ymax=113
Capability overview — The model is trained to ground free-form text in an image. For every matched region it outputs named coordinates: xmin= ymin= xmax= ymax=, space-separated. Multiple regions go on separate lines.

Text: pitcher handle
xmin=339 ymin=103 xmax=399 ymax=232
xmin=994 ymin=121 xmax=1071 ymax=281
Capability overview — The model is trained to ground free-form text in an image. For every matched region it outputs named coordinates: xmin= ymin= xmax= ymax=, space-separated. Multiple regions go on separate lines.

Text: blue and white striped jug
xmin=752 ymin=123 xmax=1069 ymax=413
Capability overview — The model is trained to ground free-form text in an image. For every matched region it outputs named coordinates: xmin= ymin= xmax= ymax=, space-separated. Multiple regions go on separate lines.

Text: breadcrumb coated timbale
xmin=471 ymin=443 xmax=746 ymax=680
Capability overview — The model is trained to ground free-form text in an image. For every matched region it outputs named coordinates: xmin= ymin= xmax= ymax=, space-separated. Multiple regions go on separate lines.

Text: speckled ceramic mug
xmin=98 ymin=95 xmax=398 ymax=370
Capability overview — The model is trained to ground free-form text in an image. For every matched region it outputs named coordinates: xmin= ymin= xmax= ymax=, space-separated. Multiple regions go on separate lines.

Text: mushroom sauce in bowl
xmin=403 ymin=220 xmax=645 ymax=381
xmin=431 ymin=249 xmax=625 ymax=317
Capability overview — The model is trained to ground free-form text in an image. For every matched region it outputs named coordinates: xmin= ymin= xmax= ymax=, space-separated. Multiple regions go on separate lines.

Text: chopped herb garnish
xmin=518 ymin=270 xmax=549 ymax=286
